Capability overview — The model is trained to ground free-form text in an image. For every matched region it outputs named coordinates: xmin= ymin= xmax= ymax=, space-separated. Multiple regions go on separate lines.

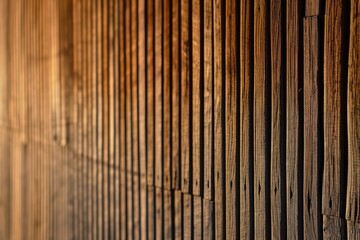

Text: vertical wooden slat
xmin=286 ymin=0 xmax=300 ymax=237
xmin=322 ymin=0 xmax=346 ymax=228
xmin=203 ymin=199 xmax=214 ymax=239
xmin=181 ymin=0 xmax=191 ymax=193
xmin=239 ymin=0 xmax=253 ymax=238
xmin=254 ymin=0 xmax=269 ymax=238
xmin=172 ymin=0 xmax=181 ymax=190
xmin=203 ymin=0 xmax=213 ymax=201
xmin=303 ymin=16 xmax=321 ymax=239
xmin=183 ymin=193 xmax=193 ymax=239
xmin=174 ymin=190 xmax=183 ymax=240
xmin=147 ymin=186 xmax=156 ymax=240
xmin=346 ymin=0 xmax=360 ymax=224
xmin=193 ymin=195 xmax=203 ymax=239
xmin=214 ymin=0 xmax=224 ymax=237
xmin=192 ymin=0 xmax=201 ymax=196
xmin=155 ymin=187 xmax=163 ymax=239
xmin=164 ymin=189 xmax=173 ymax=239
xmin=270 ymin=0 xmax=285 ymax=238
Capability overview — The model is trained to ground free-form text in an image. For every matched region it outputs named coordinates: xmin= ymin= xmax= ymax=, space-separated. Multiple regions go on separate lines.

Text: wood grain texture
xmin=213 ymin=0 xmax=224 ymax=238
xmin=225 ymin=0 xmax=238 ymax=238
xmin=239 ymin=0 xmax=253 ymax=238
xmin=270 ymin=0 xmax=285 ymax=238
xmin=203 ymin=0 xmax=213 ymax=201
xmin=155 ymin=187 xmax=163 ymax=240
xmin=183 ymin=193 xmax=193 ymax=239
xmin=286 ymin=0 xmax=300 ymax=237
xmin=322 ymin=215 xmax=346 ymax=239
xmin=254 ymin=0 xmax=269 ymax=238
xmin=181 ymin=0 xmax=191 ymax=193
xmin=193 ymin=195 xmax=203 ymax=239
xmin=303 ymin=16 xmax=321 ymax=239
xmin=192 ymin=0 xmax=201 ymax=196
xmin=164 ymin=189 xmax=173 ymax=239
xmin=322 ymin=0 xmax=345 ymax=220
xmin=346 ymin=0 xmax=360 ymax=224
xmin=174 ymin=190 xmax=183 ymax=240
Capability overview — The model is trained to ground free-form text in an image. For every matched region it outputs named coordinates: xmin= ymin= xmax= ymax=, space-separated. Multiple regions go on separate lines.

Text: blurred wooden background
xmin=0 ymin=0 xmax=359 ymax=239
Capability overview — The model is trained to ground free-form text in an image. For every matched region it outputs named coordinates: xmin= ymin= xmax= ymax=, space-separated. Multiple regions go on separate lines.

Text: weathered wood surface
xmin=0 ymin=0 xmax=358 ymax=239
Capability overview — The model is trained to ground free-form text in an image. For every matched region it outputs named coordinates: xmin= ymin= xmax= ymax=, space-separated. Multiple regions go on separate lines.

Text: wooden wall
xmin=0 ymin=0 xmax=359 ymax=239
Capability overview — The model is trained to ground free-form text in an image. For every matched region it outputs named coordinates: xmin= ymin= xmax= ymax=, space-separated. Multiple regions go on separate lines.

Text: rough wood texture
xmin=346 ymin=0 xmax=360 ymax=224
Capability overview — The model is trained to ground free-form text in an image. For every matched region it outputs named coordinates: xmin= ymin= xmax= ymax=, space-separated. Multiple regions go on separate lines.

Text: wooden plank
xmin=322 ymin=0 xmax=345 ymax=220
xmin=183 ymin=193 xmax=193 ymax=239
xmin=225 ymin=0 xmax=237 ymax=238
xmin=192 ymin=0 xmax=201 ymax=196
xmin=118 ymin=0 xmax=127 ymax=238
xmin=239 ymin=0 xmax=253 ymax=238
xmin=347 ymin=221 xmax=360 ymax=239
xmin=130 ymin=0 xmax=140 ymax=238
xmin=203 ymin=199 xmax=214 ymax=240
xmin=303 ymin=16 xmax=321 ymax=239
xmin=163 ymin=0 xmax=172 ymax=190
xmin=286 ymin=0 xmax=300 ymax=237
xmin=203 ymin=0 xmax=213 ymax=201
xmin=156 ymin=187 xmax=163 ymax=239
xmin=254 ymin=0 xmax=269 ymax=238
xmin=138 ymin=0 xmax=147 ymax=238
xmin=322 ymin=215 xmax=346 ymax=239
xmin=174 ymin=190 xmax=183 ymax=240
xmin=181 ymin=0 xmax=191 ymax=193
xmin=172 ymin=0 xmax=181 ymax=190
xmin=213 ymin=0 xmax=224 ymax=238
xmin=125 ymin=0 xmax=133 ymax=238
xmin=346 ymin=0 xmax=360 ymax=224
xmin=154 ymin=0 xmax=163 ymax=188
xmin=305 ymin=0 xmax=319 ymax=17
xmin=164 ymin=189 xmax=173 ymax=239
xmin=146 ymin=0 xmax=155 ymax=187
xmin=147 ymin=186 xmax=156 ymax=240
xmin=193 ymin=195 xmax=203 ymax=239
xmin=270 ymin=0 xmax=285 ymax=238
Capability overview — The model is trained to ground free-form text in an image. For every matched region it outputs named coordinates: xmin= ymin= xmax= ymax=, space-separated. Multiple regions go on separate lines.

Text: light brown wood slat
xmin=239 ymin=0 xmax=252 ymax=238
xmin=225 ymin=0 xmax=238 ymax=238
xmin=163 ymin=0 xmax=172 ymax=191
xmin=156 ymin=187 xmax=164 ymax=239
xmin=203 ymin=199 xmax=214 ymax=239
xmin=192 ymin=0 xmax=201 ymax=196
xmin=270 ymin=0 xmax=285 ymax=238
xmin=91 ymin=0 xmax=98 ymax=238
xmin=193 ymin=195 xmax=203 ymax=239
xmin=113 ymin=0 xmax=120 ymax=237
xmin=213 ymin=0 xmax=224 ymax=238
xmin=147 ymin=186 xmax=156 ymax=240
xmin=174 ymin=190 xmax=183 ymax=240
xmin=125 ymin=0 xmax=133 ymax=238
xmin=164 ymin=189 xmax=173 ymax=239
xmin=146 ymin=0 xmax=155 ymax=187
xmin=347 ymin=221 xmax=360 ymax=239
xmin=322 ymin=215 xmax=346 ymax=239
xmin=305 ymin=0 xmax=319 ymax=17
xmin=138 ymin=0 xmax=147 ymax=238
xmin=154 ymin=0 xmax=163 ymax=188
xmin=181 ymin=0 xmax=191 ymax=193
xmin=131 ymin=0 xmax=140 ymax=238
xmin=183 ymin=193 xmax=193 ymax=239
xmin=254 ymin=0 xmax=269 ymax=238
xmin=108 ymin=0 xmax=115 ymax=236
xmin=346 ymin=0 xmax=360 ymax=224
xmin=102 ymin=0 xmax=110 ymax=236
xmin=303 ymin=16 xmax=321 ymax=239
xmin=119 ymin=0 xmax=127 ymax=238
xmin=96 ymin=0 xmax=104 ymax=236
xmin=286 ymin=0 xmax=300 ymax=237
xmin=203 ymin=0 xmax=213 ymax=201
xmin=322 ymin=0 xmax=345 ymax=220
xmin=172 ymin=0 xmax=181 ymax=190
